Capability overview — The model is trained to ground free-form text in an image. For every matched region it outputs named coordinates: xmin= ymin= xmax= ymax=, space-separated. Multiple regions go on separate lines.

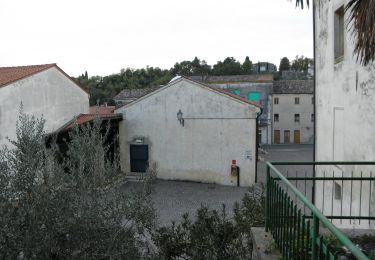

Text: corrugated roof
xmin=273 ymin=80 xmax=314 ymax=94
xmin=0 ymin=63 xmax=89 ymax=93
xmin=189 ymin=74 xmax=273 ymax=83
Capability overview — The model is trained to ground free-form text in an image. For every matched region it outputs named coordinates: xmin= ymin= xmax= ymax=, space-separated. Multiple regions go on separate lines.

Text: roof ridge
xmin=0 ymin=63 xmax=56 ymax=69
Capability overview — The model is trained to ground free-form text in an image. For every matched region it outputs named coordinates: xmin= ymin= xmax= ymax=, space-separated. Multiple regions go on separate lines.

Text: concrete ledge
xmin=251 ymin=227 xmax=282 ymax=260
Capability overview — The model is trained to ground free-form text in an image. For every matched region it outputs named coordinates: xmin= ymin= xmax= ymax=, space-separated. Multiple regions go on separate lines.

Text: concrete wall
xmin=116 ymin=79 xmax=259 ymax=186
xmin=315 ymin=0 xmax=375 ymax=228
xmin=272 ymin=94 xmax=314 ymax=144
xmin=208 ymin=82 xmax=273 ymax=144
xmin=0 ymin=67 xmax=89 ymax=147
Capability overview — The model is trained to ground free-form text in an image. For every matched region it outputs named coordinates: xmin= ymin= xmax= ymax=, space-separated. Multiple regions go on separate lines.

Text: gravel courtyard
xmin=122 ymin=180 xmax=249 ymax=226
xmin=122 ymin=144 xmax=313 ymax=226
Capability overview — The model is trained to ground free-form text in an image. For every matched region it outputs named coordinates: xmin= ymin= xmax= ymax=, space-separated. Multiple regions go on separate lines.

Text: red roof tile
xmin=0 ymin=63 xmax=89 ymax=94
xmin=89 ymin=106 xmax=116 ymax=115
xmin=64 ymin=113 xmax=122 ymax=131
xmin=0 ymin=64 xmax=56 ymax=88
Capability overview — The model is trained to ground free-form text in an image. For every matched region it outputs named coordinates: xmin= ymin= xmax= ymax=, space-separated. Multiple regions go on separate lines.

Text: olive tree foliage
xmin=0 ymin=110 xmax=156 ymax=259
xmin=152 ymin=186 xmax=264 ymax=260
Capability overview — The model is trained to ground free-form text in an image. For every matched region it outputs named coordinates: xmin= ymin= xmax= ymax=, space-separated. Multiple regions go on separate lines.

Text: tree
xmin=0 ymin=110 xmax=156 ymax=258
xmin=279 ymin=57 xmax=291 ymax=72
xmin=212 ymin=57 xmax=242 ymax=75
xmin=291 ymin=55 xmax=312 ymax=72
xmin=242 ymin=56 xmax=253 ymax=74
xmin=294 ymin=0 xmax=375 ymax=66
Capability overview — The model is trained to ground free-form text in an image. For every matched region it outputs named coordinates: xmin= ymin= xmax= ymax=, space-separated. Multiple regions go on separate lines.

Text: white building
xmin=272 ymin=80 xmax=314 ymax=144
xmin=0 ymin=64 xmax=89 ymax=147
xmin=115 ymin=77 xmax=260 ymax=186
xmin=314 ymin=0 xmax=375 ymax=228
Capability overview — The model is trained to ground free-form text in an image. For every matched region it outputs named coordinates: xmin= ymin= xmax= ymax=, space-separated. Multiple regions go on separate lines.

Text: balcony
xmin=265 ymin=161 xmax=375 ymax=259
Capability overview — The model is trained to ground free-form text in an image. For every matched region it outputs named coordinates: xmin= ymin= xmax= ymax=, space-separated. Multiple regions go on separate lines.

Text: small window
xmin=274 ymin=97 xmax=279 ymax=105
xmin=233 ymin=89 xmax=241 ymax=96
xmin=295 ymin=97 xmax=300 ymax=104
xmin=334 ymin=182 xmax=342 ymax=200
xmin=294 ymin=114 xmax=300 ymax=123
xmin=334 ymin=6 xmax=345 ymax=61
xmin=274 ymin=114 xmax=279 ymax=122
xmin=311 ymin=113 xmax=315 ymax=122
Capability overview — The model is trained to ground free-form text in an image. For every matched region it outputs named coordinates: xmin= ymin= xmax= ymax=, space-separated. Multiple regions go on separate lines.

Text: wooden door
xmin=284 ymin=130 xmax=290 ymax=143
xmin=130 ymin=145 xmax=149 ymax=172
xmin=274 ymin=130 xmax=280 ymax=144
xmin=294 ymin=130 xmax=301 ymax=144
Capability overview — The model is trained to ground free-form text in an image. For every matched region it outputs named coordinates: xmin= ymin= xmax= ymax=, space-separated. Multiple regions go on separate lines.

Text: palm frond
xmin=346 ymin=0 xmax=375 ymax=66
xmin=294 ymin=0 xmax=309 ymax=9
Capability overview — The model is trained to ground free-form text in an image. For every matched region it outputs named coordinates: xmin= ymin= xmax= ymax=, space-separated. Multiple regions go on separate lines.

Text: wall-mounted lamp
xmin=177 ymin=109 xmax=184 ymax=127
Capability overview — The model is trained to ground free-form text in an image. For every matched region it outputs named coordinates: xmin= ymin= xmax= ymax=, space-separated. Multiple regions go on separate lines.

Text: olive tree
xmin=0 ymin=110 xmax=156 ymax=259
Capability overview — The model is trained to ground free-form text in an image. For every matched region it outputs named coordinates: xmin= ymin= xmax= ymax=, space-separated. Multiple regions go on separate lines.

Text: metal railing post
xmin=311 ymin=214 xmax=319 ymax=260
xmin=265 ymin=164 xmax=270 ymax=231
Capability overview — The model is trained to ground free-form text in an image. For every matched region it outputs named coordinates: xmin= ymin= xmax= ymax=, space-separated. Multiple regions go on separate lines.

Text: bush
xmin=0 ymin=110 xmax=156 ymax=259
xmin=153 ymin=187 xmax=264 ymax=260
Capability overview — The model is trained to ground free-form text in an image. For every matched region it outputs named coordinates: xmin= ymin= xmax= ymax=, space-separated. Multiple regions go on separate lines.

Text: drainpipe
xmin=255 ymin=107 xmax=263 ymax=183
xmin=312 ymin=0 xmax=317 ymax=204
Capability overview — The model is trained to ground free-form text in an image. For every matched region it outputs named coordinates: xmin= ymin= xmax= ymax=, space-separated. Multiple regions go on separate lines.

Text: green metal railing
xmin=265 ymin=161 xmax=375 ymax=260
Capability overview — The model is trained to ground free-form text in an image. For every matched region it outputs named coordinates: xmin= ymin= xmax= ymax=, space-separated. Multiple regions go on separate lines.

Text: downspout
xmin=312 ymin=0 xmax=317 ymax=204
xmin=255 ymin=107 xmax=263 ymax=183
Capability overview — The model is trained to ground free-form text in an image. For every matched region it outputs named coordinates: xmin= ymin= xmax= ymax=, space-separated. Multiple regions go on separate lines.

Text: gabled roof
xmin=114 ymin=86 xmax=161 ymax=100
xmin=273 ymin=80 xmax=313 ymax=94
xmin=189 ymin=74 xmax=273 ymax=84
xmin=115 ymin=77 xmax=261 ymax=111
xmin=0 ymin=63 xmax=89 ymax=94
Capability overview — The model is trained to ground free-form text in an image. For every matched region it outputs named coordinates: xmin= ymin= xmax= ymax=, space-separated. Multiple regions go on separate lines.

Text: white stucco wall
xmin=272 ymin=94 xmax=314 ymax=144
xmin=116 ymin=78 xmax=259 ymax=186
xmin=315 ymin=0 xmax=375 ymax=228
xmin=0 ymin=67 xmax=89 ymax=147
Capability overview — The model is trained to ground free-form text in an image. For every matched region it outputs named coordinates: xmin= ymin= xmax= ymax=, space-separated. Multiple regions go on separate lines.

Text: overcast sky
xmin=0 ymin=0 xmax=313 ymax=77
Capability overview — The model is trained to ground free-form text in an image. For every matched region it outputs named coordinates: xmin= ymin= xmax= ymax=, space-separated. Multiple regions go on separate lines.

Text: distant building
xmin=271 ymin=80 xmax=314 ymax=144
xmin=190 ymin=74 xmax=274 ymax=144
xmin=0 ymin=64 xmax=89 ymax=147
xmin=252 ymin=62 xmax=277 ymax=74
xmin=113 ymin=86 xmax=160 ymax=107
xmin=115 ymin=77 xmax=260 ymax=186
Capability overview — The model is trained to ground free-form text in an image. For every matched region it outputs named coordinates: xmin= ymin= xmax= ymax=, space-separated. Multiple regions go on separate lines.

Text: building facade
xmin=190 ymin=74 xmax=273 ymax=144
xmin=314 ymin=0 xmax=375 ymax=228
xmin=115 ymin=77 xmax=260 ymax=187
xmin=0 ymin=64 xmax=89 ymax=147
xmin=252 ymin=62 xmax=277 ymax=74
xmin=271 ymin=80 xmax=314 ymax=144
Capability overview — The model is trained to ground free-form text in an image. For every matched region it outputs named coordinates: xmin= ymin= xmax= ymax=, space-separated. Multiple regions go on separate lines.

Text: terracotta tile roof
xmin=89 ymin=106 xmax=116 ymax=114
xmin=0 ymin=64 xmax=56 ymax=88
xmin=63 ymin=113 xmax=122 ymax=131
xmin=0 ymin=63 xmax=89 ymax=94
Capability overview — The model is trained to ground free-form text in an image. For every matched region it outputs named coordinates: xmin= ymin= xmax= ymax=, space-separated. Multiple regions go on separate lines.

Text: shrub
xmin=0 ymin=110 xmax=156 ymax=259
